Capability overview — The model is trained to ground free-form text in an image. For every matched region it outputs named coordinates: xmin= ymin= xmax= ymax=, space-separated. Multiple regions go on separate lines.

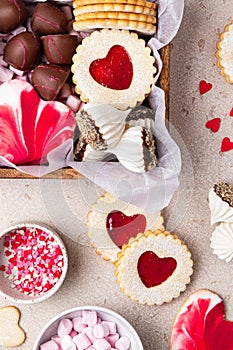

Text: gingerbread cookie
xmin=114 ymin=230 xmax=193 ymax=305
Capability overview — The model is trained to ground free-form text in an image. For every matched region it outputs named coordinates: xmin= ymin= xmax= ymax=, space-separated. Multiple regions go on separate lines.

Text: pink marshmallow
xmin=73 ymin=333 xmax=91 ymax=350
xmin=58 ymin=318 xmax=73 ymax=337
xmin=93 ymin=323 xmax=109 ymax=338
xmin=82 ymin=311 xmax=98 ymax=327
xmin=82 ymin=327 xmax=97 ymax=343
xmin=51 ymin=336 xmax=62 ymax=345
xmin=72 ymin=316 xmax=87 ymax=332
xmin=93 ymin=339 xmax=111 ymax=350
xmin=115 ymin=336 xmax=130 ymax=350
xmin=60 ymin=335 xmax=76 ymax=350
xmin=40 ymin=340 xmax=59 ymax=350
xmin=66 ymin=94 xmax=81 ymax=113
xmin=102 ymin=321 xmax=117 ymax=335
xmin=105 ymin=334 xmax=120 ymax=347
xmin=69 ymin=330 xmax=78 ymax=338
xmin=0 ymin=66 xmax=13 ymax=82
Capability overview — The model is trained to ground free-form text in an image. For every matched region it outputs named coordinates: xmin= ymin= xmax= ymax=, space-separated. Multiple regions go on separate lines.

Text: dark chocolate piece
xmin=31 ymin=3 xmax=68 ymax=35
xmin=4 ymin=32 xmax=40 ymax=71
xmin=31 ymin=64 xmax=70 ymax=101
xmin=41 ymin=34 xmax=79 ymax=65
xmin=0 ymin=0 xmax=27 ymax=34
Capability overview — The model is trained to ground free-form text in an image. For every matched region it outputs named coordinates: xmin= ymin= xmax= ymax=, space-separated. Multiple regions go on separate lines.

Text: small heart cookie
xmin=114 ymin=230 xmax=193 ymax=305
xmin=171 ymin=289 xmax=233 ymax=350
xmin=0 ymin=306 xmax=26 ymax=347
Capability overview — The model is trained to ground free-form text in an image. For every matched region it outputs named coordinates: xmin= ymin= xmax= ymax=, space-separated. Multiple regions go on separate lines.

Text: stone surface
xmin=1 ymin=1 xmax=233 ymax=349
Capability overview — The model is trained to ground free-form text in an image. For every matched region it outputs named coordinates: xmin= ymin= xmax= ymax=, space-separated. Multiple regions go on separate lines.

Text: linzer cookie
xmin=216 ymin=21 xmax=233 ymax=83
xmin=71 ymin=29 xmax=156 ymax=109
xmin=87 ymin=192 xmax=164 ymax=262
xmin=73 ymin=0 xmax=156 ymax=9
xmin=209 ymin=182 xmax=233 ymax=225
xmin=114 ymin=230 xmax=193 ymax=305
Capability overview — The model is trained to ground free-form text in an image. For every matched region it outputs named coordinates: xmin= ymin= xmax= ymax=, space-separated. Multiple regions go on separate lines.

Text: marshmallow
xmin=51 ymin=336 xmax=62 ymax=345
xmin=40 ymin=340 xmax=59 ymax=350
xmin=60 ymin=335 xmax=76 ymax=350
xmin=73 ymin=333 xmax=91 ymax=349
xmin=58 ymin=318 xmax=73 ymax=337
xmin=72 ymin=316 xmax=87 ymax=332
xmin=115 ymin=336 xmax=131 ymax=350
xmin=82 ymin=327 xmax=97 ymax=343
xmin=93 ymin=323 xmax=109 ymax=338
xmin=102 ymin=321 xmax=117 ymax=335
xmin=105 ymin=334 xmax=119 ymax=347
xmin=69 ymin=330 xmax=77 ymax=338
xmin=82 ymin=311 xmax=98 ymax=327
xmin=93 ymin=339 xmax=111 ymax=350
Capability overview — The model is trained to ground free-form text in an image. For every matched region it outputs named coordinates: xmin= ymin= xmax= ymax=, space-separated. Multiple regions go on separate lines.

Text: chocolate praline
xmin=0 ymin=0 xmax=27 ymax=34
xmin=41 ymin=35 xmax=79 ymax=65
xmin=31 ymin=3 xmax=68 ymax=35
xmin=4 ymin=32 xmax=40 ymax=71
xmin=31 ymin=64 xmax=70 ymax=101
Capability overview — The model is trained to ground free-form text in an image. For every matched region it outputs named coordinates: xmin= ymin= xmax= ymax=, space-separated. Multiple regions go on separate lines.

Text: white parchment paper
xmin=0 ymin=0 xmax=184 ymax=212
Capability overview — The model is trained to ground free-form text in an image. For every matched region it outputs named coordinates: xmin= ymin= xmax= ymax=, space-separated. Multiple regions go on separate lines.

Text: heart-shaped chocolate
xmin=221 ymin=137 xmax=233 ymax=152
xmin=205 ymin=118 xmax=221 ymax=133
xmin=89 ymin=45 xmax=133 ymax=90
xmin=0 ymin=306 xmax=26 ymax=347
xmin=171 ymin=289 xmax=233 ymax=350
xmin=137 ymin=251 xmax=177 ymax=288
xmin=199 ymin=80 xmax=213 ymax=95
xmin=31 ymin=64 xmax=70 ymax=101
xmin=106 ymin=210 xmax=146 ymax=248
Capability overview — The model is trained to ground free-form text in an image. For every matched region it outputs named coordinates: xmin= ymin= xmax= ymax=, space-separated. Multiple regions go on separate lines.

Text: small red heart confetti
xmin=199 ymin=80 xmax=213 ymax=95
xmin=171 ymin=290 xmax=233 ymax=350
xmin=137 ymin=251 xmax=177 ymax=288
xmin=229 ymin=108 xmax=233 ymax=117
xmin=106 ymin=210 xmax=146 ymax=248
xmin=205 ymin=118 xmax=221 ymax=133
xmin=221 ymin=137 xmax=233 ymax=152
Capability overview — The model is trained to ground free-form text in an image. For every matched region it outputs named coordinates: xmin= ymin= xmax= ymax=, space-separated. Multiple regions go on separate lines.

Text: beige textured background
xmin=1 ymin=0 xmax=233 ymax=349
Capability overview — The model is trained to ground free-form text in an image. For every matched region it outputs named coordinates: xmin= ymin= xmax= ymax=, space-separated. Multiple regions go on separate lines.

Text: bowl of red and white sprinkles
xmin=33 ymin=306 xmax=143 ymax=350
xmin=0 ymin=224 xmax=68 ymax=304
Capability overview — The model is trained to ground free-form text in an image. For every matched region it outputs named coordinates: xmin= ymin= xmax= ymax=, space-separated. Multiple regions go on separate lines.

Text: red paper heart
xmin=171 ymin=290 xmax=233 ymax=350
xmin=229 ymin=108 xmax=233 ymax=117
xmin=137 ymin=251 xmax=177 ymax=288
xmin=205 ymin=118 xmax=221 ymax=133
xmin=89 ymin=45 xmax=133 ymax=90
xmin=199 ymin=80 xmax=212 ymax=95
xmin=106 ymin=210 xmax=146 ymax=248
xmin=221 ymin=137 xmax=233 ymax=152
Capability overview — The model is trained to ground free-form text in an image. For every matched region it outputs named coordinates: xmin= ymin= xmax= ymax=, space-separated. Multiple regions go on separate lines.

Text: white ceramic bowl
xmin=0 ymin=223 xmax=68 ymax=304
xmin=33 ymin=306 xmax=144 ymax=350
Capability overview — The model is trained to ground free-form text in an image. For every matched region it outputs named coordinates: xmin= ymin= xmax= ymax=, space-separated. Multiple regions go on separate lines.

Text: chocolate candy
xmin=31 ymin=64 xmax=70 ymax=101
xmin=0 ymin=0 xmax=27 ymax=34
xmin=41 ymin=35 xmax=79 ymax=65
xmin=3 ymin=32 xmax=40 ymax=71
xmin=31 ymin=3 xmax=68 ymax=35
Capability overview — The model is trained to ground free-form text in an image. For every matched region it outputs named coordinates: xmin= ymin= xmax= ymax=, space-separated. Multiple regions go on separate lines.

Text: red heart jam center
xmin=137 ymin=251 xmax=177 ymax=288
xmin=89 ymin=45 xmax=133 ymax=90
xmin=106 ymin=210 xmax=146 ymax=248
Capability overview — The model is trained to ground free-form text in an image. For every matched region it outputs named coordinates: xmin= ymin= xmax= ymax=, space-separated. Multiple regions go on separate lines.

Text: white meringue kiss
xmin=210 ymin=222 xmax=233 ymax=262
xmin=209 ymin=188 xmax=233 ymax=225
xmin=75 ymin=103 xmax=129 ymax=151
xmin=110 ymin=126 xmax=157 ymax=173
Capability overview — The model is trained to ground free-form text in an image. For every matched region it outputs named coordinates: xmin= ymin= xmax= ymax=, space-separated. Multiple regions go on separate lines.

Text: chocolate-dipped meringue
xmin=74 ymin=136 xmax=111 ymax=162
xmin=75 ymin=104 xmax=129 ymax=151
xmin=111 ymin=125 xmax=158 ymax=173
xmin=209 ymin=182 xmax=233 ymax=225
xmin=125 ymin=106 xmax=155 ymax=129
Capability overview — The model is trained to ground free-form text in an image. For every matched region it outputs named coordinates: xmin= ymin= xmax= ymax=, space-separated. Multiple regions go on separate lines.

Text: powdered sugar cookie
xmin=71 ymin=29 xmax=156 ymax=109
xmin=0 ymin=306 xmax=26 ymax=347
xmin=114 ymin=230 xmax=193 ymax=305
xmin=87 ymin=192 xmax=164 ymax=262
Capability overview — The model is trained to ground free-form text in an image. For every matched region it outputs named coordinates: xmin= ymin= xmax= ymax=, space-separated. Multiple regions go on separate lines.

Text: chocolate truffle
xmin=31 ymin=64 xmax=70 ymax=101
xmin=4 ymin=32 xmax=40 ymax=71
xmin=42 ymin=35 xmax=79 ymax=65
xmin=0 ymin=0 xmax=27 ymax=34
xmin=31 ymin=3 xmax=68 ymax=35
